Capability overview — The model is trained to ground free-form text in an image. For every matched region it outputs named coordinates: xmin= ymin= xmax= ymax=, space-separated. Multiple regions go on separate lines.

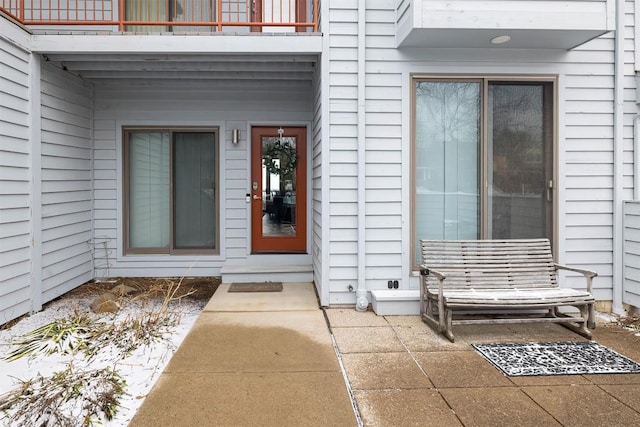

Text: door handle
xmin=253 ymin=195 xmax=262 ymax=200
xmin=546 ymin=180 xmax=553 ymax=202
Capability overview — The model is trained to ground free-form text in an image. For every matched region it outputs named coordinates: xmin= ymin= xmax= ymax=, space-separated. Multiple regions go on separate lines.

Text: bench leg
xmin=557 ymin=305 xmax=592 ymax=339
xmin=421 ymin=298 xmax=456 ymax=342
xmin=442 ymin=309 xmax=455 ymax=342
xmin=587 ymin=303 xmax=596 ymax=330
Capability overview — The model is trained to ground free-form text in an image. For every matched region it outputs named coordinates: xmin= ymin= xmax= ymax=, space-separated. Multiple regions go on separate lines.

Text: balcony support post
xmin=118 ymin=0 xmax=124 ymax=31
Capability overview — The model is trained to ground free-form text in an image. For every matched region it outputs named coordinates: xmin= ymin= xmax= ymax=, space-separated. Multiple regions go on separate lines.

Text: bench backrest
xmin=421 ymin=239 xmax=557 ymax=290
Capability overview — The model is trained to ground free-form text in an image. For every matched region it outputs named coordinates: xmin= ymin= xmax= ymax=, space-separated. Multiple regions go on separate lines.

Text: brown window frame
xmin=123 ymin=127 xmax=220 ymax=255
xmin=410 ymin=75 xmax=557 ymax=270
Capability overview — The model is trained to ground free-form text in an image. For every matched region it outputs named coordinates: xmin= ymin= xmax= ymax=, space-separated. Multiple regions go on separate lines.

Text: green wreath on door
xmin=263 ymin=139 xmax=298 ymax=177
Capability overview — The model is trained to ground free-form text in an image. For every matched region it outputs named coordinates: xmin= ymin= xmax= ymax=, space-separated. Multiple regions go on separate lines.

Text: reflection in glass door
xmin=251 ymin=126 xmax=306 ymax=253
xmin=413 ymin=78 xmax=554 ymax=266
xmin=488 ymin=82 xmax=553 ymax=240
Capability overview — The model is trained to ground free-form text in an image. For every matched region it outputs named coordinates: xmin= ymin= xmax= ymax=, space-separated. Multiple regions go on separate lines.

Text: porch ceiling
xmin=43 ymin=53 xmax=318 ymax=87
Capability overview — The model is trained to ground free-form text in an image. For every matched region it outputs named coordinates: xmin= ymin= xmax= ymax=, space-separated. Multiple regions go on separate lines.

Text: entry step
xmin=370 ymin=289 xmax=420 ymax=316
xmin=221 ymin=264 xmax=313 ymax=283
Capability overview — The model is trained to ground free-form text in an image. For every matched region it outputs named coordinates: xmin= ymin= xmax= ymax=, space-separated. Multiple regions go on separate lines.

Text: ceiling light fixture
xmin=490 ymin=35 xmax=511 ymax=45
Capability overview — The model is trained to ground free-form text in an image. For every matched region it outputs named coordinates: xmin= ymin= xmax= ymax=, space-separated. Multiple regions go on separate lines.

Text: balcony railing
xmin=0 ymin=0 xmax=318 ymax=32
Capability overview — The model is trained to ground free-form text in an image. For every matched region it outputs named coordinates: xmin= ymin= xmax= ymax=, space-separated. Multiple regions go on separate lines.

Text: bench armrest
xmin=419 ymin=266 xmax=445 ymax=280
xmin=554 ymin=263 xmax=597 ymax=293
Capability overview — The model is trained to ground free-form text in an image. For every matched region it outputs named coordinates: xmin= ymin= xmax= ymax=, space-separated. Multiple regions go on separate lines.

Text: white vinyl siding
xmin=40 ymin=62 xmax=94 ymax=302
xmin=321 ymin=0 xmax=636 ymax=303
xmin=624 ymin=201 xmax=640 ymax=307
xmin=0 ymin=21 xmax=32 ymax=324
xmin=92 ymin=82 xmax=313 ymax=277
xmin=326 ymin=0 xmax=359 ymax=302
xmin=312 ymin=59 xmax=324 ymax=301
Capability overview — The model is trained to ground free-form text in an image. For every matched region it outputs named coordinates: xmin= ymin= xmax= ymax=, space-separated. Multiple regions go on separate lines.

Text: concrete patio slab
xmin=585 ymin=373 xmax=640 ymax=385
xmin=508 ymin=374 xmax=593 ymax=386
xmin=414 ymin=351 xmax=513 ymax=388
xmin=383 ymin=315 xmax=427 ymax=327
xmin=599 ymin=384 xmax=640 ymax=412
xmin=391 ymin=325 xmax=469 ymax=352
xmin=129 ymin=371 xmax=356 ymax=427
xmin=353 ymin=389 xmax=462 ymax=427
xmin=332 ymin=326 xmax=405 ymax=353
xmin=340 ymin=352 xmax=433 ymax=390
xmin=522 ymin=385 xmax=640 ymax=426
xmin=441 ymin=387 xmax=561 ymax=427
xmin=325 ymin=308 xmax=389 ymax=327
xmin=204 ymin=282 xmax=318 ymax=312
xmin=164 ymin=311 xmax=340 ymax=373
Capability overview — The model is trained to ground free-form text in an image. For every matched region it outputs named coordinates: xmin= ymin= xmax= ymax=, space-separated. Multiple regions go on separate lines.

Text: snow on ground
xmin=0 ymin=290 xmax=206 ymax=426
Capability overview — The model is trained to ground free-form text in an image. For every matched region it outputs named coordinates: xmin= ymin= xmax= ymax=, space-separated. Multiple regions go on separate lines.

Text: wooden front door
xmin=251 ymin=126 xmax=306 ymax=253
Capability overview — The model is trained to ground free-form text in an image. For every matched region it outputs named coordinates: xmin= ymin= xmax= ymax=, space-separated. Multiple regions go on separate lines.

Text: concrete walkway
xmin=129 ymin=283 xmax=356 ymax=427
xmin=131 ymin=283 xmax=640 ymax=426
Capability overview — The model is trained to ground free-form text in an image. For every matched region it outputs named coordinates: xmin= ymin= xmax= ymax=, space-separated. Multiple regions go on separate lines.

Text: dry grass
xmin=0 ymin=365 xmax=126 ymax=427
xmin=0 ymin=276 xmax=220 ymax=425
xmin=616 ymin=314 xmax=640 ymax=331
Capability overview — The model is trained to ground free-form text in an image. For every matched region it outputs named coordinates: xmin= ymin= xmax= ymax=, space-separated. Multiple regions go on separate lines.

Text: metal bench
xmin=419 ymin=239 xmax=597 ymax=342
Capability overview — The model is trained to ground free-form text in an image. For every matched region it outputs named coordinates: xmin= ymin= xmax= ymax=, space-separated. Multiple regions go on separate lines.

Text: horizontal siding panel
xmin=0 ymin=261 xmax=31 ymax=284
xmin=0 ymin=220 xmax=31 ymax=242
xmin=366 ymin=241 xmax=401 ymax=254
xmin=565 ymin=188 xmax=613 ymax=201
xmin=365 ymin=228 xmax=401 ymax=241
xmin=42 ymin=265 xmax=93 ymax=296
xmin=365 ymin=215 xmax=401 ymax=228
xmin=42 ymin=243 xmax=91 ymax=273
xmin=365 ymin=266 xmax=402 ymax=279
xmin=565 ymin=213 xmax=613 ymax=226
xmin=42 ymin=190 xmax=92 ymax=205
xmin=0 ymin=294 xmax=31 ymax=325
xmin=330 ymin=241 xmax=358 ymax=254
xmin=0 ymin=180 xmax=29 ymax=195
xmin=42 ymin=200 xmax=92 ymax=217
xmin=0 ymin=234 xmax=30 ymax=252
xmin=0 ymin=194 xmax=30 ymax=209
xmin=42 ymin=180 xmax=91 ymax=193
xmin=566 ymin=201 xmax=612 ymax=214
xmin=0 ymin=165 xmax=30 ymax=181
xmin=330 ymin=229 xmax=358 ymax=242
xmin=0 ymin=207 xmax=31 ymax=224
xmin=1 ymin=150 xmax=29 ymax=168
xmin=328 ymin=266 xmax=357 ymax=280
xmin=42 ymin=156 xmax=91 ymax=170
xmin=366 ymin=201 xmax=401 ymax=215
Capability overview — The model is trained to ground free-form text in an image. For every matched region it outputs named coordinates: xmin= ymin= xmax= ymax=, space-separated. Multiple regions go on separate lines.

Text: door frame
xmin=250 ymin=125 xmax=307 ymax=253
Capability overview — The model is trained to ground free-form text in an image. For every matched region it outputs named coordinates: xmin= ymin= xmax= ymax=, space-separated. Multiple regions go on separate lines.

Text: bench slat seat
xmin=435 ymin=288 xmax=594 ymax=306
xmin=420 ymin=239 xmax=597 ymax=342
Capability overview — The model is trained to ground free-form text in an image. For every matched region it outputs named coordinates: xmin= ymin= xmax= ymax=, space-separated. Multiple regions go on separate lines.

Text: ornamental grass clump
xmin=5 ymin=280 xmax=189 ymax=362
xmin=0 ymin=365 xmax=126 ymax=427
xmin=4 ymin=312 xmax=99 ymax=362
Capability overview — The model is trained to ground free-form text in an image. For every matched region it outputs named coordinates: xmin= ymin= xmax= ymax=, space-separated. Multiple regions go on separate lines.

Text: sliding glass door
xmin=125 ymin=0 xmax=215 ymax=31
xmin=124 ymin=129 xmax=219 ymax=254
xmin=413 ymin=78 xmax=554 ymax=265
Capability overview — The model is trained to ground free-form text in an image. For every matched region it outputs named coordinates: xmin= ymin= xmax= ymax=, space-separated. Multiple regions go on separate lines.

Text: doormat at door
xmin=228 ymin=282 xmax=283 ymax=292
xmin=472 ymin=341 xmax=640 ymax=377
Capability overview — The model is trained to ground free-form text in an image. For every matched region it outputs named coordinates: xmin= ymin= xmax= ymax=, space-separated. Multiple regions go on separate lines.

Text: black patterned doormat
xmin=228 ymin=282 xmax=283 ymax=292
xmin=472 ymin=342 xmax=640 ymax=376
